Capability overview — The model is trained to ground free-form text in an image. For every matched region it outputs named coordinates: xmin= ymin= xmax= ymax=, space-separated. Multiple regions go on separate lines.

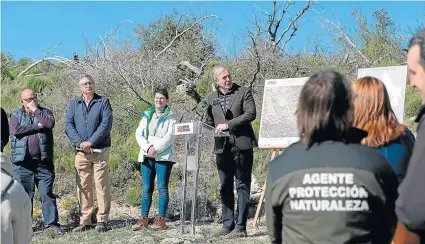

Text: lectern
xmin=173 ymin=121 xmax=229 ymax=235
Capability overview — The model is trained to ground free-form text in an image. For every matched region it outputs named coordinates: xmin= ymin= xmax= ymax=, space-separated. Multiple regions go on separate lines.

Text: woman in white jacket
xmin=132 ymin=88 xmax=177 ymax=231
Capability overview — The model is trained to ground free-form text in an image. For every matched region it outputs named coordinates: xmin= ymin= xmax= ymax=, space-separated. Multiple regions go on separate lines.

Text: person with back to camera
xmin=352 ymin=76 xmax=419 ymax=244
xmin=132 ymin=88 xmax=177 ymax=231
xmin=1 ymin=152 xmax=33 ymax=244
xmin=265 ymin=69 xmax=399 ymax=244
xmin=352 ymin=76 xmax=415 ymax=183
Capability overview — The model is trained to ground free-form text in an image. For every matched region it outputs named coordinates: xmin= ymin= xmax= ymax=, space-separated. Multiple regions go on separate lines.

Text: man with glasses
xmin=205 ymin=66 xmax=257 ymax=238
xmin=65 ymin=75 xmax=113 ymax=232
xmin=9 ymin=88 xmax=61 ymax=233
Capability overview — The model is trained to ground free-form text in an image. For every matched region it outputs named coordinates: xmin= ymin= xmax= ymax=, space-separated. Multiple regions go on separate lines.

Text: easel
xmin=252 ymin=147 xmax=285 ymax=227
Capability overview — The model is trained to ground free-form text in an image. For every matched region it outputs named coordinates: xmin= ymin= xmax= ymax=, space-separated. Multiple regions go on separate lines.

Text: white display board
xmin=357 ymin=65 xmax=408 ymax=123
xmin=258 ymin=77 xmax=309 ymax=148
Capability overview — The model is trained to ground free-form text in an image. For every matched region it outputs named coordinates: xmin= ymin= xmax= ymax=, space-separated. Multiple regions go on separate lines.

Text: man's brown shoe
xmin=132 ymin=216 xmax=149 ymax=231
xmin=152 ymin=216 xmax=166 ymax=230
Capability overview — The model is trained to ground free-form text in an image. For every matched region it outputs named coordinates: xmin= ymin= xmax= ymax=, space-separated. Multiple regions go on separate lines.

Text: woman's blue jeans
xmin=141 ymin=157 xmax=173 ymax=217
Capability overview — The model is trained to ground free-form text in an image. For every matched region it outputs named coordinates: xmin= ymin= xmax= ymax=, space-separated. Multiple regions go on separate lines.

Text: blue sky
xmin=1 ymin=1 xmax=424 ymax=61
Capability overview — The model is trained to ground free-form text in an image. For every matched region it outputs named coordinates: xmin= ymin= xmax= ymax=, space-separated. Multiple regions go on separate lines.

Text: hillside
xmin=1 ymin=4 xmax=423 ymax=243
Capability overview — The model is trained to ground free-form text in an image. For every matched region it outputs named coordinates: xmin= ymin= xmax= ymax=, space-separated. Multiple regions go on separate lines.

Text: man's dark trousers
xmin=216 ymin=148 xmax=253 ymax=231
xmin=13 ymin=156 xmax=59 ymax=228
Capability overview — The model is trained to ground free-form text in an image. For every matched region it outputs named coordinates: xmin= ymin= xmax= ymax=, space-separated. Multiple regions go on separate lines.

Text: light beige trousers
xmin=74 ymin=147 xmax=111 ymax=225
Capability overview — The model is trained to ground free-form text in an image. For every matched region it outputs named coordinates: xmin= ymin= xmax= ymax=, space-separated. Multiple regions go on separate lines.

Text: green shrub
xmin=197 ymin=60 xmax=226 ymax=98
xmin=404 ymin=86 xmax=422 ymax=121
xmin=60 ymin=197 xmax=80 ymax=225
xmin=54 ymin=149 xmax=75 ymax=173
xmin=253 ymin=149 xmax=271 ymax=184
xmin=251 ymin=119 xmax=261 ymax=135
xmin=27 ymin=75 xmax=57 ymax=93
xmin=109 ymin=153 xmax=120 ymax=170
xmin=125 ymin=185 xmax=142 ymax=206
xmin=135 ymin=100 xmax=152 ymax=113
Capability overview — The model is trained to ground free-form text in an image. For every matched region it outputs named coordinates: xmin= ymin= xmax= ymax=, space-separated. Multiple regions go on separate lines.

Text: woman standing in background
xmin=132 ymin=88 xmax=177 ymax=231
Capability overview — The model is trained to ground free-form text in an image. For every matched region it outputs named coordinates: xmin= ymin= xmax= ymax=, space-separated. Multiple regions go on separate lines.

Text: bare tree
xmin=250 ymin=0 xmax=312 ymax=50
xmin=235 ymin=0 xmax=312 ymax=90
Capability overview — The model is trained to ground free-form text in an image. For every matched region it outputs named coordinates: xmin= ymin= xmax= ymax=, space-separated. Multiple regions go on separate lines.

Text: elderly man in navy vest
xmin=9 ymin=88 xmax=60 ymax=232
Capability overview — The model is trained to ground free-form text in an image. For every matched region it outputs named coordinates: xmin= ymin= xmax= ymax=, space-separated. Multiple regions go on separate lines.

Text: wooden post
xmin=252 ymin=148 xmax=284 ymax=227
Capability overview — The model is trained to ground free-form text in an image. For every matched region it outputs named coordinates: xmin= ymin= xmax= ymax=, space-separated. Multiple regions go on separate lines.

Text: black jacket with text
xmin=266 ymin=130 xmax=399 ymax=244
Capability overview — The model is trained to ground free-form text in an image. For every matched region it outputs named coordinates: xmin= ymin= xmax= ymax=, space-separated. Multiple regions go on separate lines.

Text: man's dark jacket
xmin=65 ymin=93 xmax=113 ymax=149
xmin=266 ymin=129 xmax=399 ymax=244
xmin=1 ymin=107 xmax=9 ymax=152
xmin=204 ymin=83 xmax=257 ymax=153
xmin=10 ymin=107 xmax=54 ymax=163
xmin=396 ymin=105 xmax=425 ymax=242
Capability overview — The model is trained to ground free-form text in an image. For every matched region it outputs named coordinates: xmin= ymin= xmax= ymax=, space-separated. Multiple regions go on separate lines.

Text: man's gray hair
xmin=409 ymin=28 xmax=425 ymax=69
xmin=212 ymin=65 xmax=227 ymax=81
xmin=80 ymin=74 xmax=94 ymax=83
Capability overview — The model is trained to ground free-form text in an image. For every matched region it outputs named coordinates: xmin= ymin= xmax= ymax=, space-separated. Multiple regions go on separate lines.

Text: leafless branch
xmin=155 ymin=14 xmax=219 ymax=58
xmin=24 ymin=73 xmax=44 ymax=78
xmin=275 ymin=1 xmax=311 ymax=46
xmin=272 ymin=0 xmax=293 ymax=43
xmin=254 ymin=5 xmax=270 ymax=16
xmin=98 ymin=34 xmax=109 ymax=59
xmin=113 ymin=61 xmax=152 ymax=106
xmin=248 ymin=36 xmax=261 ymax=89
xmin=199 ymin=55 xmax=212 ymax=74
xmin=17 ymin=56 xmax=72 ymax=78
xmin=281 ymin=22 xmax=298 ymax=49
xmin=247 ymin=15 xmax=265 ymax=39
xmin=175 ymin=13 xmax=186 ymax=36
xmin=43 ymin=42 xmax=63 ymax=58
xmin=319 ymin=17 xmax=370 ymax=63
xmin=267 ymin=1 xmax=278 ymax=41
xmin=250 ymin=0 xmax=310 ymax=50
xmin=82 ymin=33 xmax=93 ymax=58
xmin=95 ymin=20 xmax=133 ymax=60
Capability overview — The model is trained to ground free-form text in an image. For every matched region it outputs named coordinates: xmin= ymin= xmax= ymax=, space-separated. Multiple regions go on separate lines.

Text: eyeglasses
xmin=79 ymin=81 xmax=94 ymax=87
xmin=22 ymin=97 xmax=37 ymax=102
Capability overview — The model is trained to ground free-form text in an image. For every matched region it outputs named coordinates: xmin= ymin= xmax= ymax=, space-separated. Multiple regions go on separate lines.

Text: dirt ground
xmin=32 ymin=218 xmax=269 ymax=244
xmin=32 ymin=201 xmax=270 ymax=244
